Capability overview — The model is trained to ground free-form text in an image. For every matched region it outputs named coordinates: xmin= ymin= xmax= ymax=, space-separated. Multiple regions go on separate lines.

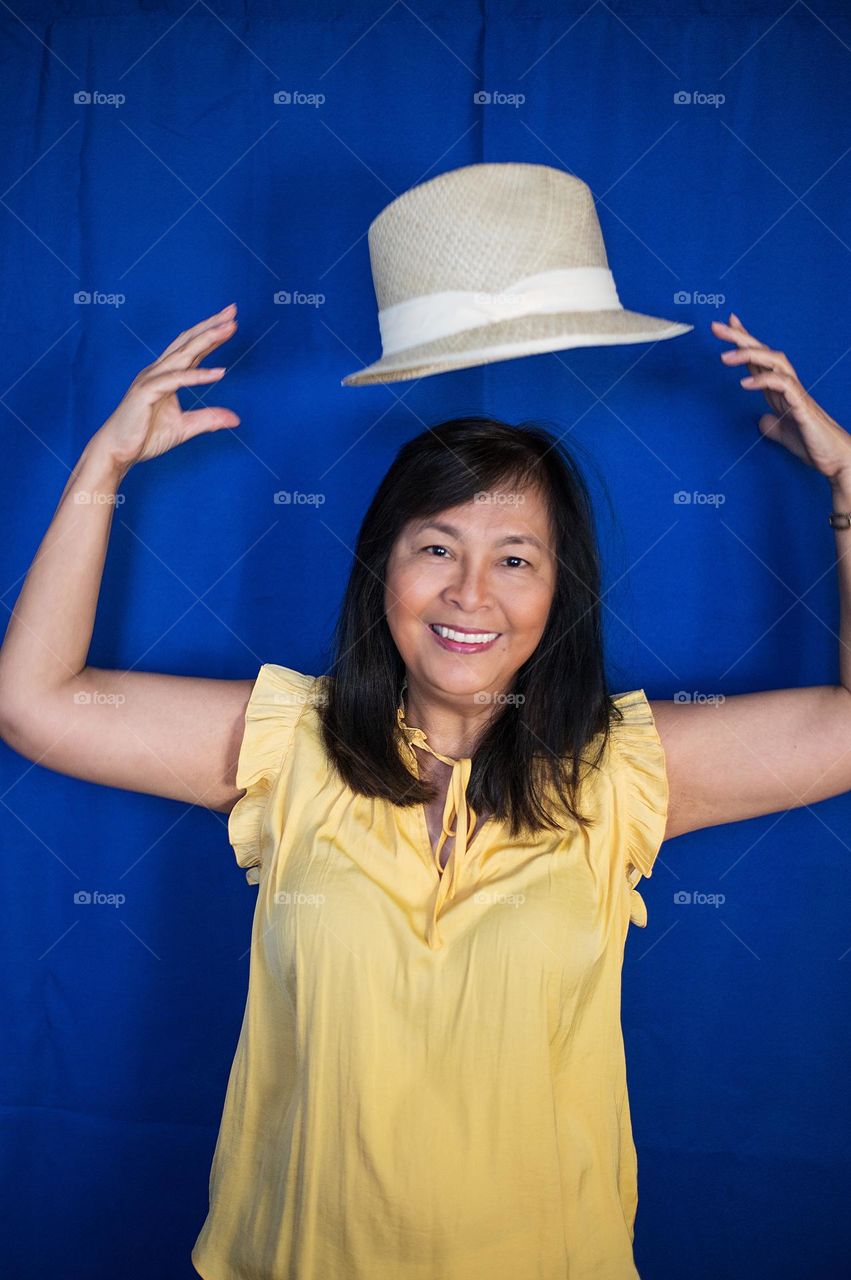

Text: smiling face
xmin=384 ymin=484 xmax=558 ymax=709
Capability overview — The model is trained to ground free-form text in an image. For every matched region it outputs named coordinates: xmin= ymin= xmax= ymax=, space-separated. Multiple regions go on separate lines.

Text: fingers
xmin=711 ymin=317 xmax=768 ymax=350
xmin=158 ymin=303 xmax=238 ymax=361
xmin=137 ymin=366 xmax=227 ymax=397
xmin=181 ymin=406 xmax=241 ymax=434
xmin=156 ymin=317 xmax=237 ymax=374
xmin=721 ymin=346 xmax=794 ymax=376
xmin=721 ymin=346 xmax=774 ymax=365
xmin=712 ymin=313 xmax=798 ymax=381
xmin=719 ymin=343 xmax=796 ymax=381
xmin=739 ymin=370 xmax=804 ymax=402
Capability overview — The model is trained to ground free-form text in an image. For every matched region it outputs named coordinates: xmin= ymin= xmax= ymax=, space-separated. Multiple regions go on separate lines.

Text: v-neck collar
xmin=396 ymin=678 xmax=489 ymax=950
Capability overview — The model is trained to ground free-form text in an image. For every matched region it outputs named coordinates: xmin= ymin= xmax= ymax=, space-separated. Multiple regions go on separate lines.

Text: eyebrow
xmin=413 ymin=519 xmax=547 ymax=552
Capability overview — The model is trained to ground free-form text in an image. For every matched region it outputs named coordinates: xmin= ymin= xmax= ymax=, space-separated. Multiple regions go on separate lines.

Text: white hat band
xmin=377 ymin=266 xmax=623 ymax=357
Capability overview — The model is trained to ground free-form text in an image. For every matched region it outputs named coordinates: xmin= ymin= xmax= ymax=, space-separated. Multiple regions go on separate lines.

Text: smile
xmin=428 ymin=622 xmax=502 ymax=653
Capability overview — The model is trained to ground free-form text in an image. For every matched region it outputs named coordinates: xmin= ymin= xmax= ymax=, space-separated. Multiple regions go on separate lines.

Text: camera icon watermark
xmin=272 ymin=90 xmax=325 ymax=107
xmin=273 ymin=490 xmax=326 ymax=506
xmin=73 ymin=490 xmax=125 ymax=505
xmin=71 ymin=689 xmax=127 ymax=706
xmin=473 ymin=89 xmax=525 ymax=108
xmin=473 ymin=690 xmax=525 ymax=706
xmin=270 ymin=690 xmax=313 ymax=708
xmin=73 ymin=889 xmax=126 ymax=907
xmin=473 ymin=489 xmax=526 ymax=507
xmin=474 ymin=889 xmax=526 ymax=908
xmin=74 ymin=290 xmax=126 ymax=308
xmin=673 ymin=90 xmax=725 ymax=108
xmin=673 ymin=490 xmax=726 ymax=507
xmin=273 ymin=289 xmax=325 ymax=307
xmin=74 ymin=90 xmax=126 ymax=108
xmin=673 ymin=290 xmax=726 ymax=308
xmin=673 ymin=890 xmax=726 ymax=907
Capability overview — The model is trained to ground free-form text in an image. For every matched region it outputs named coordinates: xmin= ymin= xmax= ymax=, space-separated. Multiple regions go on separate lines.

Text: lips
xmin=427 ymin=622 xmax=502 ymax=654
xmin=428 ymin=623 xmax=501 ymax=636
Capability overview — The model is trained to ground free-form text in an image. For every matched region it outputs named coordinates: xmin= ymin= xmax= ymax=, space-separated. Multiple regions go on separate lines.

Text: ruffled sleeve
xmin=608 ymin=689 xmax=670 ymax=927
xmin=228 ymin=663 xmax=320 ymax=885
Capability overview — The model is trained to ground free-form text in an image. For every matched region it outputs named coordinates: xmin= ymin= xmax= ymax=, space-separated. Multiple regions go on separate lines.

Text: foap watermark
xmin=273 ymin=90 xmax=325 ymax=107
xmin=273 ymin=891 xmax=326 ymax=906
xmin=674 ymin=290 xmax=726 ymax=309
xmin=274 ymin=289 xmax=325 ymax=307
xmin=73 ymin=889 xmax=126 ymax=907
xmin=474 ymin=690 xmax=525 ymax=706
xmin=467 ymin=291 xmax=534 ymax=314
xmin=673 ymin=690 xmax=726 ymax=706
xmin=74 ymin=90 xmax=125 ymax=108
xmin=673 ymin=90 xmax=725 ymax=108
xmin=673 ymin=890 xmax=726 ymax=908
xmin=473 ymin=90 xmax=525 ymax=108
xmin=72 ymin=689 xmax=126 ymax=706
xmin=74 ymin=290 xmax=125 ymax=308
xmin=473 ymin=489 xmax=526 ymax=507
xmin=270 ymin=690 xmax=314 ymax=709
xmin=474 ymin=890 xmax=526 ymax=909
xmin=673 ymin=490 xmax=726 ymax=507
xmin=74 ymin=490 xmax=125 ymax=505
xmin=273 ymin=490 xmax=326 ymax=506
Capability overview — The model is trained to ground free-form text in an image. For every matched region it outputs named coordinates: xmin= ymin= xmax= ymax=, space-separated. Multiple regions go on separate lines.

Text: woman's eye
xmin=420 ymin=545 xmax=529 ymax=568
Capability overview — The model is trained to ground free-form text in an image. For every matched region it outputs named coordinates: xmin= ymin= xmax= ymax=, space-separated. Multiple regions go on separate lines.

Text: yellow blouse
xmin=191 ymin=663 xmax=669 ymax=1280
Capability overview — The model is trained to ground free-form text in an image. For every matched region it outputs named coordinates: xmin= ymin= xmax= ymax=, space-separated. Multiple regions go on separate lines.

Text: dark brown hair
xmin=316 ymin=415 xmax=625 ymax=839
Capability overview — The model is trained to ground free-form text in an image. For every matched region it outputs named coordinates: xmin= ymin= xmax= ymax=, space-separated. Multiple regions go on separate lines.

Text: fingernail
xmin=741 ymin=375 xmax=754 ymax=384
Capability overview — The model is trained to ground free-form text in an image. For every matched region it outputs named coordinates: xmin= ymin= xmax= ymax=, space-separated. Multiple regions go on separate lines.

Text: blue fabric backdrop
xmin=2 ymin=2 xmax=850 ymax=1276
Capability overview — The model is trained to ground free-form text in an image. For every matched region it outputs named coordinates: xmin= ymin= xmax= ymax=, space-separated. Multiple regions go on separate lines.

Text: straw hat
xmin=341 ymin=161 xmax=693 ymax=386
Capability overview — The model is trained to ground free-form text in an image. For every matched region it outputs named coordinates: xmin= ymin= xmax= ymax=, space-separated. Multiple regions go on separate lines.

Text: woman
xmin=1 ymin=302 xmax=849 ymax=1279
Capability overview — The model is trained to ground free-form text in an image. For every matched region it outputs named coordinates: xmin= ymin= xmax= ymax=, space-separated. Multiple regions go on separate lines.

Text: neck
xmin=402 ymin=680 xmax=496 ymax=760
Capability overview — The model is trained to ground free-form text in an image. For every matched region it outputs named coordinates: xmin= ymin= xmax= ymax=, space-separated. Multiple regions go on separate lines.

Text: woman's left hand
xmin=712 ymin=312 xmax=851 ymax=485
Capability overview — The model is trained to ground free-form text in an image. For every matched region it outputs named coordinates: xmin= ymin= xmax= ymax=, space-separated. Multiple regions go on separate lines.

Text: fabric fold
xmin=607 ymin=690 xmax=670 ymax=928
xmin=228 ymin=664 xmax=320 ymax=884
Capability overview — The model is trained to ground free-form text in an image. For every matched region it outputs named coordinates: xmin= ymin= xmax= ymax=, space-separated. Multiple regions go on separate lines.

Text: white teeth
xmin=431 ymin=624 xmax=499 ymax=644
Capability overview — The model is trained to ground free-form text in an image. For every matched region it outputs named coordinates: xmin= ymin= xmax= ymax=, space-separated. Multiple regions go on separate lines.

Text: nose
xmin=442 ymin=561 xmax=495 ymax=615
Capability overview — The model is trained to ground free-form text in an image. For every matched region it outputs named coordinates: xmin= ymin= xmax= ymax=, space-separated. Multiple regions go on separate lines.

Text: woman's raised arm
xmin=0 ymin=303 xmax=256 ymax=813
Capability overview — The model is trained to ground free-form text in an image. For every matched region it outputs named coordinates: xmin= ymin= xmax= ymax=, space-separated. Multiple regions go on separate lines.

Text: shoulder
xmin=608 ymin=689 xmax=666 ymax=766
xmin=250 ymin=662 xmax=325 ymax=711
xmin=228 ymin=664 xmax=326 ymax=884
xmin=605 ymin=688 xmax=669 ymax=878
xmin=236 ymin=662 xmax=330 ymax=778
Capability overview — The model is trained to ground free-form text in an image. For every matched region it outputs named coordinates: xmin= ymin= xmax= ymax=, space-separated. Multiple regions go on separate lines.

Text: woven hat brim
xmin=341 ymin=308 xmax=693 ymax=386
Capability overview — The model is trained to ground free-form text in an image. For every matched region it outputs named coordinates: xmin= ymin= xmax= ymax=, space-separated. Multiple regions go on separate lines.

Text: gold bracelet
xmin=828 ymin=511 xmax=851 ymax=529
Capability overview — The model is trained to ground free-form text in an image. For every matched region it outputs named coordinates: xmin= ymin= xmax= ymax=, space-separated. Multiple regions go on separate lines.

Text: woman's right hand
xmin=92 ymin=302 xmax=241 ymax=474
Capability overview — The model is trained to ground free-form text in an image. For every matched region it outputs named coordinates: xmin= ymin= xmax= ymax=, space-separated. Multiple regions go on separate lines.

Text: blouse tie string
xmin=396 ymin=702 xmax=478 ymax=951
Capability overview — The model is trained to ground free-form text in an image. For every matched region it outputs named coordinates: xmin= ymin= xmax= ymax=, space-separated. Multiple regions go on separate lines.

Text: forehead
xmin=405 ymin=486 xmax=553 ymax=547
